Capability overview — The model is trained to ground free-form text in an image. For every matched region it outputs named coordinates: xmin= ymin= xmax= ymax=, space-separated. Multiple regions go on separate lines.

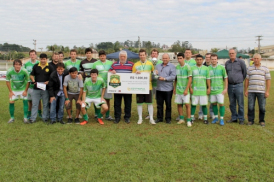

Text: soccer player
xmin=80 ymin=69 xmax=108 ymax=125
xmin=174 ymin=53 xmax=192 ymax=127
xmin=80 ymin=48 xmax=97 ymax=80
xmin=190 ymin=54 xmax=210 ymax=124
xmin=209 ymin=54 xmax=228 ymax=126
xmin=6 ymin=59 xmax=30 ymax=123
xmin=132 ymin=49 xmax=156 ymax=125
xmin=64 ymin=49 xmax=81 ymax=71
xmin=58 ymin=51 xmax=64 ymax=63
xmin=92 ymin=50 xmax=114 ymax=120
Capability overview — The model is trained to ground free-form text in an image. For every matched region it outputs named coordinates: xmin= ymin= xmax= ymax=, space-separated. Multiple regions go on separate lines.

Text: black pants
xmin=156 ymin=90 xmax=173 ymax=121
xmin=114 ymin=94 xmax=132 ymax=119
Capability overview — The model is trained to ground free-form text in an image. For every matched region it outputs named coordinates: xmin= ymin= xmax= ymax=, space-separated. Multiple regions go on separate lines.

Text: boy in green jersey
xmin=64 ymin=49 xmax=82 ymax=71
xmin=209 ymin=54 xmax=228 ymax=126
xmin=80 ymin=69 xmax=108 ymax=125
xmin=190 ymin=55 xmax=211 ymax=124
xmin=6 ymin=59 xmax=30 ymax=123
xmin=93 ymin=50 xmax=114 ymax=120
xmin=173 ymin=53 xmax=192 ymax=127
xmin=184 ymin=49 xmax=197 ymax=66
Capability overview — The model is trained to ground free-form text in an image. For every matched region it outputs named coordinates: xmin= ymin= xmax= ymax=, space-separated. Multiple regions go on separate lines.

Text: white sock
xmin=137 ymin=105 xmax=143 ymax=120
xmin=147 ymin=104 xmax=153 ymax=120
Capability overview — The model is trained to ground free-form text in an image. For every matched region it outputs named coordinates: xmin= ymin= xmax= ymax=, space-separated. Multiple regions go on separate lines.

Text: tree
xmin=96 ymin=42 xmax=114 ymax=50
xmin=211 ymin=48 xmax=219 ymax=53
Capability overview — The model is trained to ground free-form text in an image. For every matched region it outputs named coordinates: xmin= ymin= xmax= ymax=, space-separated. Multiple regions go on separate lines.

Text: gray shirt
xmin=63 ymin=75 xmax=83 ymax=94
xmin=155 ymin=62 xmax=176 ymax=91
xmin=225 ymin=58 xmax=247 ymax=84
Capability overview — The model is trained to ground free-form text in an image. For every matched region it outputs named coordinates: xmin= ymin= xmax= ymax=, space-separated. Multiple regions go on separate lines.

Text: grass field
xmin=1 ymin=73 xmax=274 ymax=181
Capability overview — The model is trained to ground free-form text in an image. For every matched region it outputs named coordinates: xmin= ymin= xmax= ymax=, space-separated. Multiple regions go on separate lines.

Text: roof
xmin=215 ymin=49 xmax=250 ymax=59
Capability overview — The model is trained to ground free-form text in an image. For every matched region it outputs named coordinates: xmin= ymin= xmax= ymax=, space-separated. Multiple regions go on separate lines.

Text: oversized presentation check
xmin=107 ymin=72 xmax=150 ymax=94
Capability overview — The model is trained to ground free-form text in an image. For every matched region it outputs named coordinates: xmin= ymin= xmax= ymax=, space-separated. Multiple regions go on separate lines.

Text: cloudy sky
xmin=0 ymin=0 xmax=273 ymax=51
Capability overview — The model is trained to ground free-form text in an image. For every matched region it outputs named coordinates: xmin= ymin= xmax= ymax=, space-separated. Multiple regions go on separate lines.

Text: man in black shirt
xmin=80 ymin=48 xmax=97 ymax=81
xmin=49 ymin=52 xmax=59 ymax=70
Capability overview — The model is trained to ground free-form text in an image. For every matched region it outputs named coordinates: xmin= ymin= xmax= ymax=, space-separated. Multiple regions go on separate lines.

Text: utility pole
xmin=138 ymin=36 xmax=141 ymax=50
xmin=39 ymin=48 xmax=43 ymax=53
xmin=256 ymin=35 xmax=262 ymax=54
xmin=33 ymin=39 xmax=37 ymax=51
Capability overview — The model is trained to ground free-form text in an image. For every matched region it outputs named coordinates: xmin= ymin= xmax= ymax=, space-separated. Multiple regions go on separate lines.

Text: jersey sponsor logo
xmin=45 ymin=68 xmax=49 ymax=72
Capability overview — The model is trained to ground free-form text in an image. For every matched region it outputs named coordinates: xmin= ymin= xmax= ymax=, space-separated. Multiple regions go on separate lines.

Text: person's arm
xmin=244 ymin=78 xmax=249 ymax=97
xmin=6 ymin=81 xmax=15 ymax=99
xmin=173 ymin=77 xmax=177 ymax=95
xmin=48 ymin=75 xmax=55 ymax=103
xmin=241 ymin=60 xmax=247 ymax=79
xmin=265 ymin=80 xmax=270 ymax=98
xmin=164 ymin=65 xmax=176 ymax=82
xmin=101 ymin=88 xmax=106 ymax=102
xmin=206 ymin=79 xmax=211 ymax=95
xmin=222 ymin=78 xmax=228 ymax=95
xmin=63 ymin=85 xmax=70 ymax=106
xmin=185 ymin=76 xmax=192 ymax=96
xmin=78 ymin=88 xmax=83 ymax=104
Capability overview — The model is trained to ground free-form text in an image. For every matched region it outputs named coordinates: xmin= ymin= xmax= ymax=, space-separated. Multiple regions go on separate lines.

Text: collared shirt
xmin=109 ymin=60 xmax=134 ymax=73
xmin=225 ymin=58 xmax=247 ymax=84
xmin=57 ymin=72 xmax=64 ymax=96
xmin=30 ymin=62 xmax=54 ymax=90
xmin=155 ymin=62 xmax=176 ymax=91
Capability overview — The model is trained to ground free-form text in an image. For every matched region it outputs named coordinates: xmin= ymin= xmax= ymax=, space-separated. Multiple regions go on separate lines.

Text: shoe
xmin=67 ymin=118 xmax=73 ymax=124
xmin=114 ymin=118 xmax=120 ymax=124
xmin=78 ymin=114 xmax=82 ymax=119
xmin=187 ymin=121 xmax=192 ymax=127
xmin=166 ymin=120 xmax=171 ymax=124
xmin=247 ymin=121 xmax=254 ymax=126
xmin=23 ymin=118 xmax=30 ymax=124
xmin=191 ymin=119 xmax=194 ymax=124
xmin=219 ymin=119 xmax=224 ymax=126
xmin=145 ymin=115 xmax=150 ymax=120
xmin=66 ymin=115 xmax=69 ymax=119
xmin=8 ymin=118 xmax=15 ymax=123
xmin=43 ymin=119 xmax=48 ymax=123
xmin=204 ymin=120 xmax=209 ymax=124
xmin=212 ymin=118 xmax=218 ymax=124
xmin=50 ymin=120 xmax=56 ymax=124
xmin=29 ymin=120 xmax=35 ymax=124
xmin=105 ymin=116 xmax=114 ymax=121
xmin=198 ymin=116 xmax=203 ymax=120
xmin=150 ymin=119 xmax=156 ymax=125
xmin=94 ymin=114 xmax=98 ymax=118
xmin=239 ymin=120 xmax=244 ymax=125
xmin=155 ymin=119 xmax=163 ymax=123
xmin=74 ymin=118 xmax=80 ymax=124
xmin=227 ymin=119 xmax=238 ymax=123
xmin=80 ymin=120 xmax=88 ymax=125
xmin=59 ymin=120 xmax=66 ymax=124
xmin=137 ymin=119 xmax=143 ymax=125
xmin=176 ymin=116 xmax=180 ymax=121
xmin=97 ymin=118 xmax=104 ymax=125
xmin=177 ymin=119 xmax=185 ymax=124
xmin=260 ymin=122 xmax=265 ymax=127
xmin=125 ymin=118 xmax=130 ymax=124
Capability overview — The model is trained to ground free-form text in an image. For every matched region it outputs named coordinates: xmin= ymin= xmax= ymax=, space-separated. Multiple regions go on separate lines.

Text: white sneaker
xmin=137 ymin=119 xmax=143 ymax=124
xmin=8 ymin=118 xmax=14 ymax=123
xmin=187 ymin=122 xmax=192 ymax=127
xmin=145 ymin=115 xmax=150 ymax=120
xmin=198 ymin=115 xmax=203 ymax=120
xmin=150 ymin=119 xmax=156 ymax=125
xmin=176 ymin=116 xmax=180 ymax=121
xmin=78 ymin=114 xmax=82 ymax=118
xmin=177 ymin=119 xmax=185 ymax=124
xmin=23 ymin=118 xmax=30 ymax=124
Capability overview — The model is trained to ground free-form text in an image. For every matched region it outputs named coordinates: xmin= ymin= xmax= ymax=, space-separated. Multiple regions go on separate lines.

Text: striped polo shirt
xmin=246 ymin=65 xmax=271 ymax=93
xmin=109 ymin=60 xmax=134 ymax=73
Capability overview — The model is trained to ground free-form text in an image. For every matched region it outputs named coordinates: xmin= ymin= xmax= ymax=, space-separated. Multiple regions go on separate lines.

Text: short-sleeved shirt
xmin=185 ymin=59 xmax=196 ymax=67
xmin=191 ymin=65 xmax=210 ymax=96
xmin=109 ymin=60 xmax=134 ymax=73
xmin=80 ymin=58 xmax=97 ymax=79
xmin=175 ymin=64 xmax=192 ymax=94
xmin=30 ymin=62 xmax=54 ymax=90
xmin=64 ymin=59 xmax=82 ymax=71
xmin=92 ymin=60 xmax=113 ymax=86
xmin=132 ymin=60 xmax=154 ymax=90
xmin=6 ymin=67 xmax=29 ymax=92
xmin=246 ymin=65 xmax=271 ymax=93
xmin=23 ymin=60 xmax=39 ymax=89
xmin=63 ymin=75 xmax=83 ymax=95
xmin=83 ymin=77 xmax=105 ymax=99
xmin=148 ymin=59 xmax=163 ymax=87
xmin=209 ymin=64 xmax=228 ymax=95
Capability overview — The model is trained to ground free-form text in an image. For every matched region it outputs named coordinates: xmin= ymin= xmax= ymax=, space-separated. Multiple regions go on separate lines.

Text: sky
xmin=0 ymin=0 xmax=274 ymax=51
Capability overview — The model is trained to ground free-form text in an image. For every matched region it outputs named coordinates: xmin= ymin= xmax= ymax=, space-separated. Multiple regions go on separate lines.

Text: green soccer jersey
xmin=64 ymin=59 xmax=81 ymax=71
xmin=83 ymin=77 xmax=106 ymax=99
xmin=149 ymin=59 xmax=163 ymax=87
xmin=92 ymin=60 xmax=113 ymax=86
xmin=185 ymin=58 xmax=196 ymax=67
xmin=23 ymin=60 xmax=39 ymax=89
xmin=209 ymin=64 xmax=227 ymax=95
xmin=175 ymin=64 xmax=192 ymax=94
xmin=6 ymin=67 xmax=29 ymax=92
xmin=191 ymin=65 xmax=210 ymax=96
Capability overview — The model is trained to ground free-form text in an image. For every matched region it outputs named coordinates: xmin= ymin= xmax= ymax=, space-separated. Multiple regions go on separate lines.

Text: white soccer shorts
xmin=175 ymin=94 xmax=190 ymax=104
xmin=191 ymin=95 xmax=208 ymax=106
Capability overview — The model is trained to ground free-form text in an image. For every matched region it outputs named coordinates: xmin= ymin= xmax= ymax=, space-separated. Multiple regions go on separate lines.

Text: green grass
xmin=1 ymin=73 xmax=274 ymax=181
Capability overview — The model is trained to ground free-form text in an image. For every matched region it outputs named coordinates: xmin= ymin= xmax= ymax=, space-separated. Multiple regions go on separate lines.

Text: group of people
xmin=6 ymin=47 xmax=270 ymax=127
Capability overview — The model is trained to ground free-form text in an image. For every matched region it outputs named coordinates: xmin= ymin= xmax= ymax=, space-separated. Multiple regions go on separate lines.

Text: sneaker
xmin=150 ymin=119 xmax=156 ymax=125
xmin=177 ymin=119 xmax=185 ymax=124
xmin=260 ymin=122 xmax=265 ymax=127
xmin=219 ymin=119 xmax=224 ymax=126
xmin=204 ymin=120 xmax=209 ymax=124
xmin=187 ymin=121 xmax=192 ymax=127
xmin=94 ymin=114 xmax=98 ymax=118
xmin=198 ymin=115 xmax=203 ymax=120
xmin=59 ymin=120 xmax=66 ymax=124
xmin=67 ymin=118 xmax=73 ymax=124
xmin=50 ymin=120 xmax=56 ymax=124
xmin=145 ymin=115 xmax=150 ymax=120
xmin=78 ymin=114 xmax=82 ymax=119
xmin=80 ymin=120 xmax=88 ymax=125
xmin=8 ymin=118 xmax=14 ymax=123
xmin=74 ymin=118 xmax=80 ymax=124
xmin=105 ymin=116 xmax=114 ymax=121
xmin=24 ymin=118 xmax=30 ymax=124
xmin=137 ymin=119 xmax=143 ymax=125
xmin=97 ymin=118 xmax=104 ymax=125
xmin=247 ymin=121 xmax=254 ymax=126
xmin=176 ymin=116 xmax=180 ymax=121
xmin=191 ymin=119 xmax=194 ymax=124
xmin=212 ymin=118 xmax=218 ymax=124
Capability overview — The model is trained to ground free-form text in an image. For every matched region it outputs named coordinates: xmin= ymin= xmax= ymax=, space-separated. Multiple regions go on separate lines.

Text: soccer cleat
xmin=97 ymin=118 xmax=104 ymax=125
xmin=187 ymin=121 xmax=192 ymax=127
xmin=198 ymin=115 xmax=203 ymax=120
xmin=204 ymin=120 xmax=209 ymax=124
xmin=74 ymin=118 xmax=80 ymax=124
xmin=212 ymin=118 xmax=218 ymax=124
xmin=150 ymin=119 xmax=156 ymax=125
xmin=177 ymin=119 xmax=185 ymax=124
xmin=145 ymin=115 xmax=150 ymax=120
xmin=105 ymin=116 xmax=114 ymax=121
xmin=67 ymin=118 xmax=73 ymax=124
xmin=8 ymin=118 xmax=15 ymax=123
xmin=219 ymin=119 xmax=224 ymax=126
xmin=80 ymin=120 xmax=88 ymax=125
xmin=176 ymin=116 xmax=180 ymax=121
xmin=24 ymin=118 xmax=30 ymax=124
xmin=137 ymin=119 xmax=143 ymax=125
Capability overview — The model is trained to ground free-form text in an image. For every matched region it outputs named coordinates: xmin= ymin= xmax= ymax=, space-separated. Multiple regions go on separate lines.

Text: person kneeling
xmin=80 ymin=69 xmax=108 ymax=125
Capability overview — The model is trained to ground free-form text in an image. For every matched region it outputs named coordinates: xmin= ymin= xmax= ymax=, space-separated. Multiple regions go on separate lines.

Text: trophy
xmin=151 ymin=58 xmax=159 ymax=79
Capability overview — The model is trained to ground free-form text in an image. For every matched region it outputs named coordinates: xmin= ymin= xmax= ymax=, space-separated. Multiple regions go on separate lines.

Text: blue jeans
xmin=30 ymin=89 xmax=49 ymax=121
xmin=228 ymin=83 xmax=244 ymax=121
xmin=50 ymin=95 xmax=65 ymax=121
xmin=248 ymin=92 xmax=266 ymax=123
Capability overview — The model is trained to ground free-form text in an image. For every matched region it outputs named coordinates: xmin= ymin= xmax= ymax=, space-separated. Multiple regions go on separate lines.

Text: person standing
xmin=225 ymin=49 xmax=246 ymax=124
xmin=49 ymin=52 xmax=60 ymax=70
xmin=244 ymin=54 xmax=271 ymax=127
xmin=109 ymin=50 xmax=134 ymax=124
xmin=64 ymin=49 xmax=81 ymax=71
xmin=58 ymin=51 xmax=64 ymax=63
